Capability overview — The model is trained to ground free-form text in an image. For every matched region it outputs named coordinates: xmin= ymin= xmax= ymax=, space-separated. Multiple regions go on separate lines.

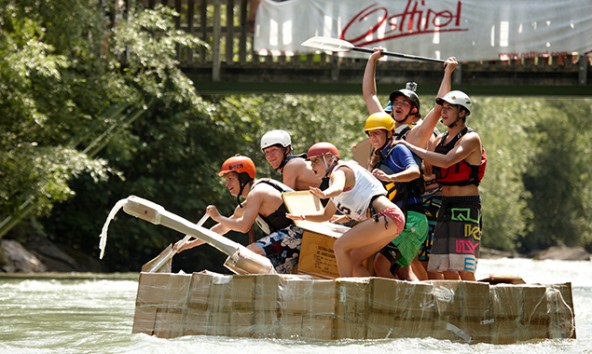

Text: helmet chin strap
xmin=394 ymin=107 xmax=416 ymax=124
xmin=446 ymin=117 xmax=461 ymax=128
xmin=322 ymin=155 xmax=337 ymax=178
xmin=236 ymin=176 xmax=253 ymax=208
xmin=276 ymin=147 xmax=291 ymax=171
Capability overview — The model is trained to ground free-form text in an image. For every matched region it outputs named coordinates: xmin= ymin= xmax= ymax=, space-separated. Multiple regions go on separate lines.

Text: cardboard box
xmin=282 ymin=191 xmax=350 ymax=278
xmin=298 ymin=230 xmax=340 ymax=278
xmin=351 ymin=138 xmax=372 ymax=167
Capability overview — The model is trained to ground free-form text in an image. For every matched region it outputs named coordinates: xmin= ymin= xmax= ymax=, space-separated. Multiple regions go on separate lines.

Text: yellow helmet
xmin=364 ymin=112 xmax=395 ymax=132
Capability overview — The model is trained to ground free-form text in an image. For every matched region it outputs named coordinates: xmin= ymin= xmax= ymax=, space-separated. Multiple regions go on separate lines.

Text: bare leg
xmin=443 ymin=271 xmax=461 ymax=280
xmin=410 ymin=258 xmax=428 ymax=281
xmin=459 ymin=271 xmax=476 ymax=281
xmin=334 ymin=218 xmax=401 ymax=277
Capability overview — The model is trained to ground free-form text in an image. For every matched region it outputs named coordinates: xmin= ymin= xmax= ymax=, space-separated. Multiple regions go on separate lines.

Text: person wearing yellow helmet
xmin=175 ymin=155 xmax=303 ymax=274
xmin=398 ymin=90 xmax=487 ymax=281
xmin=364 ymin=113 xmax=428 ymax=281
xmin=363 ymin=50 xmax=458 ymax=280
xmin=287 ymin=142 xmax=405 ymax=278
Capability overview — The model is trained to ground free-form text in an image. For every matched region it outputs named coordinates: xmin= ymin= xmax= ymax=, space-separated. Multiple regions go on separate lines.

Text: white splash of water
xmin=99 ymin=198 xmax=128 ymax=259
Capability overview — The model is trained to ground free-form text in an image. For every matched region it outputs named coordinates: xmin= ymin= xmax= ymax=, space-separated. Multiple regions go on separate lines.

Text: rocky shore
xmin=1 ymin=238 xmax=590 ymax=273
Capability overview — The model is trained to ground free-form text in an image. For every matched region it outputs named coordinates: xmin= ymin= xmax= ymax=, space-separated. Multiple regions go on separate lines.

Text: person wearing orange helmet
xmin=398 ymin=91 xmax=487 ymax=281
xmin=286 ymin=142 xmax=405 ymax=277
xmin=175 ymin=155 xmax=303 ymax=274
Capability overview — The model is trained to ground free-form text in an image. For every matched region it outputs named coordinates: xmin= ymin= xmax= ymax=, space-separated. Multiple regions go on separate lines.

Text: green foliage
xmin=2 ymin=1 xmax=592 ymax=272
xmin=519 ymin=98 xmax=592 ymax=251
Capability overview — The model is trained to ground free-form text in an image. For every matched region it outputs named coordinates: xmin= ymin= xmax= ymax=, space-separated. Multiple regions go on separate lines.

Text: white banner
xmin=254 ymin=0 xmax=592 ymax=61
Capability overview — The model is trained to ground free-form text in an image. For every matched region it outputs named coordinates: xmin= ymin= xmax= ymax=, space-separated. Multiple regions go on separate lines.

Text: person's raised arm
xmin=363 ymin=49 xmax=387 ymax=115
xmin=406 ymin=57 xmax=457 ymax=147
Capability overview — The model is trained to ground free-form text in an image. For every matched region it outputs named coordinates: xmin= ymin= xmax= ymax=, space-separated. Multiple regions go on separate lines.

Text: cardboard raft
xmin=132 ymin=271 xmax=576 ymax=343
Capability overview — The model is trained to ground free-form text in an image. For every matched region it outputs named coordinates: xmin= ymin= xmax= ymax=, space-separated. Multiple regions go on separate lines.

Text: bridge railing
xmin=119 ymin=0 xmax=590 ymax=95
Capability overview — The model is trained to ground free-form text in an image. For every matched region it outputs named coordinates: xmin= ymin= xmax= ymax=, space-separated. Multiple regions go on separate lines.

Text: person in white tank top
xmin=287 ymin=142 xmax=406 ymax=277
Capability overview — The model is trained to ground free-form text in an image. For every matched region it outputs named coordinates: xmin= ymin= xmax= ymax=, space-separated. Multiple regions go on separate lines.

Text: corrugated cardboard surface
xmin=298 ymin=230 xmax=340 ymax=278
xmin=132 ymin=272 xmax=576 ymax=343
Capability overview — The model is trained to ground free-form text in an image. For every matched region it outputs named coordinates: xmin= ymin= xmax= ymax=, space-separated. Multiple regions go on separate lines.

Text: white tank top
xmin=330 ymin=161 xmax=386 ymax=221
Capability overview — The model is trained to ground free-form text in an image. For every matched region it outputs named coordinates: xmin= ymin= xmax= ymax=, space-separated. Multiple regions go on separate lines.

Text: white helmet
xmin=436 ymin=90 xmax=471 ymax=115
xmin=260 ymin=130 xmax=292 ymax=150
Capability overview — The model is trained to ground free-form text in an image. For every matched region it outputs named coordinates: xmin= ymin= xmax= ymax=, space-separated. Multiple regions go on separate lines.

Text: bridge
xmin=126 ymin=0 xmax=591 ymax=96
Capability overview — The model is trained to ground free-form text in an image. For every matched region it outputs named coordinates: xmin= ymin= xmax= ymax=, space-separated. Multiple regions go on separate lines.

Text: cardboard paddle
xmin=122 ymin=196 xmax=276 ymax=275
xmin=301 ymin=36 xmax=445 ymax=63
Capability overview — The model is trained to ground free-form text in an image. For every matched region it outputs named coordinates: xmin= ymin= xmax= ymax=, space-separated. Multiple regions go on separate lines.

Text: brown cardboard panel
xmin=490 ymin=285 xmax=522 ymax=344
xmin=254 ymin=275 xmax=280 ymax=311
xmin=184 ymin=311 xmax=209 ymax=336
xmin=154 ymin=309 xmax=185 ymax=338
xmin=367 ymin=312 xmax=400 ymax=339
xmin=278 ymin=313 xmax=304 ymax=338
xmin=310 ymin=279 xmax=337 ymax=314
xmin=206 ymin=311 xmax=231 ymax=337
xmin=229 ymin=310 xmax=254 ymax=337
xmin=208 ymin=276 xmax=233 ymax=313
xmin=253 ymin=311 xmax=279 ymax=338
xmin=278 ymin=276 xmax=312 ymax=313
xmin=369 ymin=277 xmax=401 ymax=312
xmin=131 ymin=305 xmax=157 ymax=335
xmin=302 ymin=315 xmax=335 ymax=340
xmin=188 ymin=272 xmax=216 ymax=309
xmin=335 ymin=278 xmax=370 ymax=339
xmin=231 ymin=275 xmax=256 ymax=311
xmin=298 ymin=230 xmax=339 ymax=278
xmin=548 ymin=283 xmax=576 ymax=339
xmin=519 ymin=286 xmax=550 ymax=341
xmin=137 ymin=272 xmax=191 ymax=306
xmin=351 ymin=138 xmax=372 ymax=167
xmin=430 ymin=280 xmax=463 ymax=317
xmin=133 ymin=271 xmax=576 ymax=342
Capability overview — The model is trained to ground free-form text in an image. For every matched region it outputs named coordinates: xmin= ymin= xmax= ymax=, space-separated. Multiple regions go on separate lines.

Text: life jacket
xmin=277 ymin=153 xmax=307 ymax=171
xmin=373 ymin=145 xmax=425 ymax=212
xmin=252 ymin=179 xmax=294 ymax=234
xmin=434 ymin=127 xmax=487 ymax=186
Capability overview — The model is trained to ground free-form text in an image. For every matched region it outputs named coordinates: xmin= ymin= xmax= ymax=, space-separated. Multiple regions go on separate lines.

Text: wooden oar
xmin=301 ymin=36 xmax=445 ymax=63
xmin=141 ymin=214 xmax=209 ymax=273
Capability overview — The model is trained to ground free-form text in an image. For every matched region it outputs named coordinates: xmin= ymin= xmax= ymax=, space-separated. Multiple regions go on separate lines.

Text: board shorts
xmin=379 ymin=210 xmax=428 ymax=273
xmin=428 ymin=196 xmax=482 ymax=274
xmin=254 ymin=224 xmax=303 ymax=274
xmin=417 ymin=190 xmax=443 ymax=262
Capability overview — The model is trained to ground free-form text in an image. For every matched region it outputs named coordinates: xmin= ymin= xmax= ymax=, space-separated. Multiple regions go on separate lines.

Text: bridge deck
xmin=130 ymin=0 xmax=591 ymax=96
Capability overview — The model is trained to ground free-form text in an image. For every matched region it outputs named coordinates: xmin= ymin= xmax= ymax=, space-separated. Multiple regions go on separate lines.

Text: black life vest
xmin=373 ymin=145 xmax=425 ymax=212
xmin=253 ymin=179 xmax=294 ymax=233
xmin=434 ymin=127 xmax=487 ymax=186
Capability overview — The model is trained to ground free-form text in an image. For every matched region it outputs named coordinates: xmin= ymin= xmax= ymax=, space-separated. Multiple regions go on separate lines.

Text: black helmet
xmin=389 ymin=82 xmax=420 ymax=114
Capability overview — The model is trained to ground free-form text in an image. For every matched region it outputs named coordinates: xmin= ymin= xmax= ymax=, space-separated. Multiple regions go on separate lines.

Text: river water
xmin=1 ymin=258 xmax=591 ymax=354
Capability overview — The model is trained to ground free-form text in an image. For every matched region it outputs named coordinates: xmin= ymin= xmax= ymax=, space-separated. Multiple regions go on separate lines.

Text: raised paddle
xmin=141 ymin=213 xmax=210 ymax=273
xmin=301 ymin=36 xmax=445 ymax=63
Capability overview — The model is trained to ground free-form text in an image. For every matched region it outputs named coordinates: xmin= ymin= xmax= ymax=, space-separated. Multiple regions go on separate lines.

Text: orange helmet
xmin=218 ymin=155 xmax=256 ymax=179
xmin=306 ymin=142 xmax=340 ymax=160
